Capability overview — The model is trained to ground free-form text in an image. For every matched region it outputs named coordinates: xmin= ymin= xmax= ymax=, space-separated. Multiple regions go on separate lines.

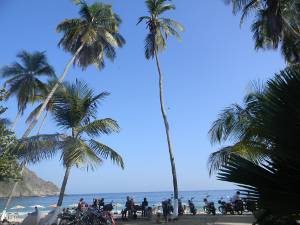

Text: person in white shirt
xmin=231 ymin=191 xmax=241 ymax=204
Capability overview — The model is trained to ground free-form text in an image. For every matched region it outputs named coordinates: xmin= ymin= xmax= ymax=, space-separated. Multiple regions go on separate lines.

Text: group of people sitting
xmin=76 ymin=196 xmax=151 ymax=220
xmin=77 ymin=197 xmax=112 ymax=212
xmin=121 ymin=196 xmax=150 ymax=220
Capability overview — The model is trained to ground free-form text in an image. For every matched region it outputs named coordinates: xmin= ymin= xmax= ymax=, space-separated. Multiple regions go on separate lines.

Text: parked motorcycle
xmin=203 ymin=198 xmax=216 ymax=215
xmin=244 ymin=198 xmax=256 ymax=213
xmin=233 ymin=199 xmax=244 ymax=215
xmin=178 ymin=198 xmax=184 ymax=215
xmin=188 ymin=198 xmax=197 ymax=215
xmin=59 ymin=206 xmax=115 ymax=225
xmin=218 ymin=198 xmax=234 ymax=215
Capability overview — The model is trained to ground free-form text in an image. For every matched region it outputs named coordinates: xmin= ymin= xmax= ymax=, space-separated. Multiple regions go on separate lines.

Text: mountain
xmin=0 ymin=168 xmax=59 ymax=198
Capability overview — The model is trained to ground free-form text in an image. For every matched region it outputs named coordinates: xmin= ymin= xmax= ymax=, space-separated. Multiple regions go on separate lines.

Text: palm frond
xmin=77 ymin=118 xmax=119 ymax=138
xmin=137 ymin=16 xmax=151 ymax=25
xmin=208 ymin=141 xmax=269 ymax=176
xmin=15 ymin=134 xmax=62 ymax=164
xmin=89 ymin=139 xmax=124 ymax=169
xmin=60 ymin=137 xmax=102 ymax=170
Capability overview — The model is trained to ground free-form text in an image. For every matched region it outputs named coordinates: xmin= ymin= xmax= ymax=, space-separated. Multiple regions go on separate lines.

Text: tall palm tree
xmin=1 ymin=1 xmax=125 ymax=214
xmin=22 ymin=1 xmax=125 ymax=138
xmin=0 ymin=51 xmax=55 ymax=130
xmin=17 ymin=80 xmax=124 ymax=208
xmin=137 ymin=0 xmax=184 ymax=216
xmin=225 ymin=0 xmax=300 ymax=64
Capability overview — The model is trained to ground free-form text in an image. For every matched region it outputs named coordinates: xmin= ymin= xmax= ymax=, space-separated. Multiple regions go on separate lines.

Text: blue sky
xmin=0 ymin=0 xmax=285 ymax=194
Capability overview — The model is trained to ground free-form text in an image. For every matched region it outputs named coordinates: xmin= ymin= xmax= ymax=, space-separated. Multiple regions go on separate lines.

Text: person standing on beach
xmin=122 ymin=196 xmax=132 ymax=219
xmin=142 ymin=198 xmax=149 ymax=217
xmin=162 ymin=199 xmax=171 ymax=222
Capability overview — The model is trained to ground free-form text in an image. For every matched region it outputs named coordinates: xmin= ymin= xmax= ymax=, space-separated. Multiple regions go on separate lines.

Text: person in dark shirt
xmin=141 ymin=198 xmax=149 ymax=217
xmin=122 ymin=196 xmax=132 ymax=219
xmin=162 ymin=199 xmax=172 ymax=222
xmin=99 ymin=198 xmax=105 ymax=208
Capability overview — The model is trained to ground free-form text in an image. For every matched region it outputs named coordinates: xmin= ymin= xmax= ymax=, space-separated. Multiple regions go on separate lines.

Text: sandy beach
xmin=116 ymin=215 xmax=255 ymax=225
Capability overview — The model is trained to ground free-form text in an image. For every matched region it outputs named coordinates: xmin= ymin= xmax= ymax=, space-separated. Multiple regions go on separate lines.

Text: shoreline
xmin=0 ymin=194 xmax=59 ymax=199
xmin=0 ymin=189 xmax=235 ymax=200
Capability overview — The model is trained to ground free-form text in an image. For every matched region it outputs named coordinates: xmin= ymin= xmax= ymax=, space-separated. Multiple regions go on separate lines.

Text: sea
xmin=0 ymin=190 xmax=235 ymax=217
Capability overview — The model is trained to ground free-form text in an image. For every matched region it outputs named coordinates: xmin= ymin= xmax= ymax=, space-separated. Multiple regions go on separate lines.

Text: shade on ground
xmin=117 ymin=215 xmax=255 ymax=225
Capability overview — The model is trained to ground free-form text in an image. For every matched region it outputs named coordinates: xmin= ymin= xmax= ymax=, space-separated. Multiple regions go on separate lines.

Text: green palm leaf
xmin=89 ymin=139 xmax=124 ymax=169
xmin=77 ymin=118 xmax=120 ymax=138
xmin=0 ymin=51 xmax=55 ymax=114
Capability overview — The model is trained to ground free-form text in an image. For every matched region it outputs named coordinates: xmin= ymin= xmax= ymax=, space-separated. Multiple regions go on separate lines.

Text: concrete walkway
xmin=117 ymin=215 xmax=255 ymax=225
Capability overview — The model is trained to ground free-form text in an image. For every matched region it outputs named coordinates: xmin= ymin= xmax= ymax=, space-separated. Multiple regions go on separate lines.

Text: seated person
xmin=77 ymin=198 xmax=86 ymax=212
xmin=231 ymin=191 xmax=241 ymax=205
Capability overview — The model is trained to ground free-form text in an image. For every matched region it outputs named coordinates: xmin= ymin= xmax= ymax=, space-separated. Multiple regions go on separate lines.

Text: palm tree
xmin=17 ymin=80 xmax=124 ymax=208
xmin=207 ymin=84 xmax=269 ymax=175
xmin=0 ymin=51 xmax=55 ymax=130
xmin=22 ymin=0 xmax=125 ymax=138
xmin=216 ymin=65 xmax=300 ymax=224
xmin=137 ymin=0 xmax=184 ymax=215
xmin=2 ymin=1 xmax=125 ymax=214
xmin=225 ymin=0 xmax=300 ymax=64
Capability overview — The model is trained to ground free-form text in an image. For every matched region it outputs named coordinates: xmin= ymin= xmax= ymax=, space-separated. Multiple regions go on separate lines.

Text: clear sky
xmin=0 ymin=0 xmax=285 ymax=194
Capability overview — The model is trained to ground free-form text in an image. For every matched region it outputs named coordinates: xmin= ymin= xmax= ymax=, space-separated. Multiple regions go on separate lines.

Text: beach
xmin=117 ymin=215 xmax=255 ymax=225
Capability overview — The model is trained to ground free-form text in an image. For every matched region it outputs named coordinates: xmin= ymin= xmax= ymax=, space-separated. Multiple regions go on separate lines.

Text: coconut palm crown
xmin=57 ymin=1 xmax=125 ymax=69
xmin=225 ymin=0 xmax=300 ymax=63
xmin=0 ymin=51 xmax=55 ymax=115
xmin=21 ymin=1 xmax=125 ymax=138
xmin=16 ymin=80 xmax=124 ymax=206
xmin=137 ymin=0 xmax=184 ymax=59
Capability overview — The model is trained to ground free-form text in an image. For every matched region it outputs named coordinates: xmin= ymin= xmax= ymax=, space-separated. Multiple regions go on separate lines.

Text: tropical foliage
xmin=137 ymin=0 xmax=184 ymax=59
xmin=208 ymin=82 xmax=268 ymax=175
xmin=225 ymin=0 xmax=300 ymax=64
xmin=22 ymin=0 xmax=125 ymax=138
xmin=26 ymin=78 xmax=61 ymax=134
xmin=0 ymin=89 xmax=20 ymax=181
xmin=137 ymin=0 xmax=184 ymax=206
xmin=16 ymin=80 xmax=124 ymax=206
xmin=0 ymin=51 xmax=55 ymax=129
xmin=210 ymin=65 xmax=300 ymax=224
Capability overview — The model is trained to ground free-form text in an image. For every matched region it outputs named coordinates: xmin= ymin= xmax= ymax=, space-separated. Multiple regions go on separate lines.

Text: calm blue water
xmin=0 ymin=190 xmax=235 ymax=215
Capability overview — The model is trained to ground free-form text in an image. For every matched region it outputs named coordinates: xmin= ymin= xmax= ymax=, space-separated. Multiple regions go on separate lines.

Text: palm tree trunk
xmin=22 ymin=43 xmax=84 ymax=139
xmin=11 ymin=111 xmax=21 ymax=131
xmin=57 ymin=166 xmax=71 ymax=207
xmin=37 ymin=110 xmax=48 ymax=135
xmin=154 ymin=51 xmax=179 ymax=216
xmin=1 ymin=44 xmax=85 ymax=216
xmin=0 ymin=166 xmax=25 ymax=221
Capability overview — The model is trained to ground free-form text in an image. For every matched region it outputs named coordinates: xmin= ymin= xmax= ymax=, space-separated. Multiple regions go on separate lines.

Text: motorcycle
xmin=188 ymin=198 xmax=197 ymax=215
xmin=178 ymin=198 xmax=184 ymax=215
xmin=244 ymin=198 xmax=256 ymax=213
xmin=203 ymin=200 xmax=216 ymax=215
xmin=218 ymin=198 xmax=234 ymax=215
xmin=233 ymin=199 xmax=244 ymax=215
xmin=59 ymin=206 xmax=115 ymax=225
